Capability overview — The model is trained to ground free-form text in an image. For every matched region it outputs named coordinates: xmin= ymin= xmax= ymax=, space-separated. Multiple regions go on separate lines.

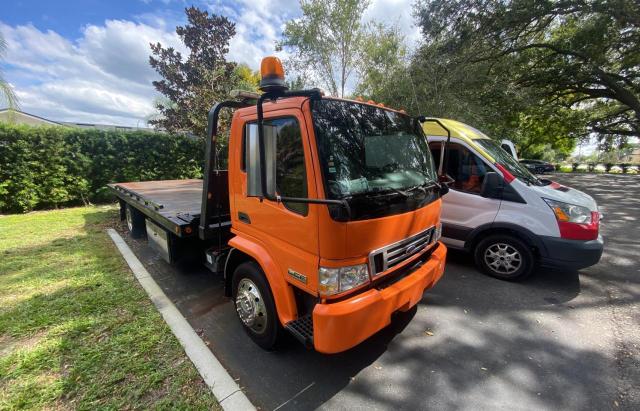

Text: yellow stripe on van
xmin=422 ymin=118 xmax=496 ymax=163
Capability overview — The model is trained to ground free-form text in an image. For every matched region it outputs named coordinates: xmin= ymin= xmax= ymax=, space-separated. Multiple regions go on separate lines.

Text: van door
xmin=429 ymin=140 xmax=501 ymax=248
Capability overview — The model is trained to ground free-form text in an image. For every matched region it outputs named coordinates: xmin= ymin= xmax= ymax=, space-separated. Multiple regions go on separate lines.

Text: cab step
xmin=285 ymin=315 xmax=314 ymax=348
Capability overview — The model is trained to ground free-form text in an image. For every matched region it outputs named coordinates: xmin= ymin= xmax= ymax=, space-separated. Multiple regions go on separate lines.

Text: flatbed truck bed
xmin=109 ymin=179 xmax=205 ymax=236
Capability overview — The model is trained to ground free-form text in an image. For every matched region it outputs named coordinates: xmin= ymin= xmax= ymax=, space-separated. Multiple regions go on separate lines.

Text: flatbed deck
xmin=109 ymin=178 xmax=231 ymax=239
xmin=111 ymin=179 xmax=203 ymax=216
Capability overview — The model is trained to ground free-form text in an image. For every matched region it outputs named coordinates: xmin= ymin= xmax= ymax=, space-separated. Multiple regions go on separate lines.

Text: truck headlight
xmin=319 ymin=264 xmax=369 ymax=296
xmin=543 ymin=198 xmax=591 ymax=224
xmin=433 ymin=222 xmax=442 ymax=242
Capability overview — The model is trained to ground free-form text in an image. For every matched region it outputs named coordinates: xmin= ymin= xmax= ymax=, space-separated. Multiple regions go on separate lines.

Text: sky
xmin=1 ymin=0 xmax=421 ymax=127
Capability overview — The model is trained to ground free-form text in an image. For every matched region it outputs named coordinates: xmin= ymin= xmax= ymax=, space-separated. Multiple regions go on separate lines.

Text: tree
xmin=149 ymin=7 xmax=237 ymax=136
xmin=415 ymin=0 xmax=640 ymax=140
xmin=355 ymin=23 xmax=407 ymax=100
xmin=234 ymin=63 xmax=260 ymax=92
xmin=278 ymin=0 xmax=371 ymax=97
xmin=0 ymin=32 xmax=18 ymax=109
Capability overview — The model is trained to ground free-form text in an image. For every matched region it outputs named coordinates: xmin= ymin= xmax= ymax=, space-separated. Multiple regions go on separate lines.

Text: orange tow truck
xmin=109 ymin=57 xmax=448 ymax=353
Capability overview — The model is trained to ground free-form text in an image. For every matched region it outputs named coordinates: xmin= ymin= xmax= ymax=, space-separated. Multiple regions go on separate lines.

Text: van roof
xmin=421 ymin=118 xmax=491 ymax=142
xmin=421 ymin=118 xmax=496 ymax=163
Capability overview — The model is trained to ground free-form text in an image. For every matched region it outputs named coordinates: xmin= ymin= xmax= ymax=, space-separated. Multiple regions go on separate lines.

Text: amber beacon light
xmin=259 ymin=56 xmax=287 ymax=92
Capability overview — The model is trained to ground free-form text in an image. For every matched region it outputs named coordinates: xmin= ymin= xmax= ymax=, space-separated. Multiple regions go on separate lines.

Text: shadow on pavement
xmin=113 ymin=172 xmax=640 ymax=410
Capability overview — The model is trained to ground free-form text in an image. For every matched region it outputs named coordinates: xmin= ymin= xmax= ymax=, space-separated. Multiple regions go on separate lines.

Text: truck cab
xmin=111 ymin=57 xmax=447 ymax=353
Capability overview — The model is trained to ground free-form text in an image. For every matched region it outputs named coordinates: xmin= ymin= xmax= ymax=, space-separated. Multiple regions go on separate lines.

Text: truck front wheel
xmin=232 ymin=262 xmax=281 ymax=350
xmin=474 ymin=235 xmax=534 ymax=281
xmin=125 ymin=204 xmax=146 ymax=239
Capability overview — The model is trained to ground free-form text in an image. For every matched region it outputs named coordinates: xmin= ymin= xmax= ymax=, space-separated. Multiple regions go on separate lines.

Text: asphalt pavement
xmin=119 ymin=173 xmax=639 ymax=411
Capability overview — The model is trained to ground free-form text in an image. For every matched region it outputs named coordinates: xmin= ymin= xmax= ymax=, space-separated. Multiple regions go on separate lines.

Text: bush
xmin=0 ymin=124 xmax=204 ymax=213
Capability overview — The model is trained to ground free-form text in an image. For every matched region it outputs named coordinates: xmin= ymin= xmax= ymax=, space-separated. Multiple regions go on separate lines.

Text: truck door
xmin=429 ymin=140 xmax=501 ymax=248
xmin=233 ymin=111 xmax=319 ymax=294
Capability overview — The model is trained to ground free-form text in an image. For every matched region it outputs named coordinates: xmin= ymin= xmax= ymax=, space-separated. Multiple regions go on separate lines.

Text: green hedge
xmin=0 ymin=123 xmax=204 ymax=213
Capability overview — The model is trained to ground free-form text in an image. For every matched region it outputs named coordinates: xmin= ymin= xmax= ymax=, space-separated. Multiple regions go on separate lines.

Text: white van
xmin=423 ymin=119 xmax=603 ymax=281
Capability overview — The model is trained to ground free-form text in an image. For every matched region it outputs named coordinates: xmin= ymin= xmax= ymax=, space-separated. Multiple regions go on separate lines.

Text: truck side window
xmin=429 ymin=142 xmax=487 ymax=194
xmin=244 ymin=117 xmax=308 ymax=215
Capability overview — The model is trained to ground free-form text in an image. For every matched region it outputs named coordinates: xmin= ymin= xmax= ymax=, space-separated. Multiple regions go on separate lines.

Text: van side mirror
xmin=246 ymin=123 xmax=276 ymax=198
xmin=481 ymin=172 xmax=503 ymax=198
xmin=439 ymin=184 xmax=449 ymax=196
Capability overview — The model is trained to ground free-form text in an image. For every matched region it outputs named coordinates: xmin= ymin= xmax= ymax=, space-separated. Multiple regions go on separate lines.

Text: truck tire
xmin=232 ymin=262 xmax=281 ymax=350
xmin=474 ymin=234 xmax=534 ymax=281
xmin=125 ymin=204 xmax=146 ymax=239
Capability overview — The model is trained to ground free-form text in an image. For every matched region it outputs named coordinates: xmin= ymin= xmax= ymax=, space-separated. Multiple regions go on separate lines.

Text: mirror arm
xmin=207 ymin=100 xmax=253 ymax=169
xmin=417 ymin=116 xmax=452 ymax=177
xmin=256 ymin=93 xmax=272 ymax=202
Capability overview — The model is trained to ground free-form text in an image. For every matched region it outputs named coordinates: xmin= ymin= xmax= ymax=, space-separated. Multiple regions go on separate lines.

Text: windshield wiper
xmin=346 ymin=186 xmax=408 ymax=199
xmin=404 ymin=180 xmax=439 ymax=196
xmin=386 ymin=187 xmax=409 ymax=197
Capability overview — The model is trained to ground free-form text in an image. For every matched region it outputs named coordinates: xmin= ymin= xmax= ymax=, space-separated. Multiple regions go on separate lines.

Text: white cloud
xmin=0 ymin=0 xmax=421 ymax=126
xmin=365 ymin=0 xmax=421 ymax=49
xmin=0 ymin=20 xmax=184 ymax=126
xmin=215 ymin=0 xmax=299 ymax=68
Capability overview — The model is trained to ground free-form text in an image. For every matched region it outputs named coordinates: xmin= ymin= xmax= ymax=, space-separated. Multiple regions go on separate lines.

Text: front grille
xmin=368 ymin=226 xmax=436 ymax=277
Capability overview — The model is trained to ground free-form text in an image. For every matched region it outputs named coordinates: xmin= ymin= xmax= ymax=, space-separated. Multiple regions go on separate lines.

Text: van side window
xmin=429 ymin=142 xmax=488 ymax=194
xmin=244 ymin=117 xmax=308 ymax=215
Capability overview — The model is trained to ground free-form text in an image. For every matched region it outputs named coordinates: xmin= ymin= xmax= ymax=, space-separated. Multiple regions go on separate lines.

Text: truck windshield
xmin=474 ymin=139 xmax=540 ymax=185
xmin=312 ymin=99 xmax=439 ymax=219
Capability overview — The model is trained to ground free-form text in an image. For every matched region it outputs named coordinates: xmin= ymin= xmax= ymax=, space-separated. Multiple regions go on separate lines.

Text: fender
xmin=227 ymin=234 xmax=298 ymax=325
xmin=466 ymin=222 xmax=549 ymax=257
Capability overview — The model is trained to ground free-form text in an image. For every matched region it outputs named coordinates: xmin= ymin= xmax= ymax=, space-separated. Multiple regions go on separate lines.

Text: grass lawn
xmin=0 ymin=206 xmax=219 ymax=410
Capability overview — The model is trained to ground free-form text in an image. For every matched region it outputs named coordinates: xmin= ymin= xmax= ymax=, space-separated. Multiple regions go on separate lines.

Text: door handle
xmin=238 ymin=212 xmax=251 ymax=224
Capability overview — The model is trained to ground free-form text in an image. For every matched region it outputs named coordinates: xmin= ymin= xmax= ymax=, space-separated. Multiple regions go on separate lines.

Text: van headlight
xmin=319 ymin=264 xmax=369 ymax=296
xmin=543 ymin=198 xmax=592 ymax=224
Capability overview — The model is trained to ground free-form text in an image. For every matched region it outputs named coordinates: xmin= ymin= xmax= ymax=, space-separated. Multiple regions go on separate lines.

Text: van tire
xmin=125 ymin=205 xmax=146 ymax=239
xmin=232 ymin=262 xmax=281 ymax=350
xmin=474 ymin=235 xmax=534 ymax=281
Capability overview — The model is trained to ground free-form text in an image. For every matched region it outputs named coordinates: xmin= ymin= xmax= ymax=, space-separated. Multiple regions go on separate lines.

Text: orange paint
xmin=313 ymin=244 xmax=446 ymax=353
xmin=227 ymin=96 xmax=447 ymax=353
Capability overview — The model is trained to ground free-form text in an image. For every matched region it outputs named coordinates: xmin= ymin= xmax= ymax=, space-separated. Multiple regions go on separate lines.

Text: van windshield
xmin=312 ymin=99 xmax=439 ymax=220
xmin=474 ymin=138 xmax=540 ymax=185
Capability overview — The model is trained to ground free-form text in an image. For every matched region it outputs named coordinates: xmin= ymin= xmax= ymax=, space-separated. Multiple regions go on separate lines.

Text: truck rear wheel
xmin=232 ymin=262 xmax=281 ymax=350
xmin=474 ymin=234 xmax=534 ymax=281
xmin=125 ymin=204 xmax=146 ymax=239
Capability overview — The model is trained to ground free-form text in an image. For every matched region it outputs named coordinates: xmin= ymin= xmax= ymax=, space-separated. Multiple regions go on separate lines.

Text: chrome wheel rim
xmin=235 ymin=278 xmax=267 ymax=334
xmin=484 ymin=243 xmax=522 ymax=275
xmin=125 ymin=208 xmax=133 ymax=232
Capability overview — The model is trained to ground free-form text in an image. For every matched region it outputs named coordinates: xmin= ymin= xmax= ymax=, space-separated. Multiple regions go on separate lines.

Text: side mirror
xmin=481 ymin=172 xmax=503 ymax=198
xmin=439 ymin=184 xmax=449 ymax=196
xmin=246 ymin=123 xmax=276 ymax=198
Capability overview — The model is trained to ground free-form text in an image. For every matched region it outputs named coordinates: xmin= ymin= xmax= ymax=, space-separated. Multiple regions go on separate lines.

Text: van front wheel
xmin=474 ymin=235 xmax=534 ymax=281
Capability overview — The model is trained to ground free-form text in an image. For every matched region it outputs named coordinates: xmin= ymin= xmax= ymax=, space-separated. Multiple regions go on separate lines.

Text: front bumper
xmin=312 ymin=243 xmax=447 ymax=354
xmin=539 ymin=235 xmax=604 ymax=270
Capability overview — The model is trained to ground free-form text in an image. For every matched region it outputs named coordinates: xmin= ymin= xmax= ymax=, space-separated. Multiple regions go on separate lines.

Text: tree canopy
xmin=0 ymin=32 xmax=18 ymax=109
xmin=415 ymin=0 xmax=640 ymax=145
xmin=278 ymin=0 xmax=371 ymax=97
xmin=149 ymin=7 xmax=237 ymax=136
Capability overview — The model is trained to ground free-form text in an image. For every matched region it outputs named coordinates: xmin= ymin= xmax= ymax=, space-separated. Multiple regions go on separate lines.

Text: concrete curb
xmin=107 ymin=229 xmax=255 ymax=411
